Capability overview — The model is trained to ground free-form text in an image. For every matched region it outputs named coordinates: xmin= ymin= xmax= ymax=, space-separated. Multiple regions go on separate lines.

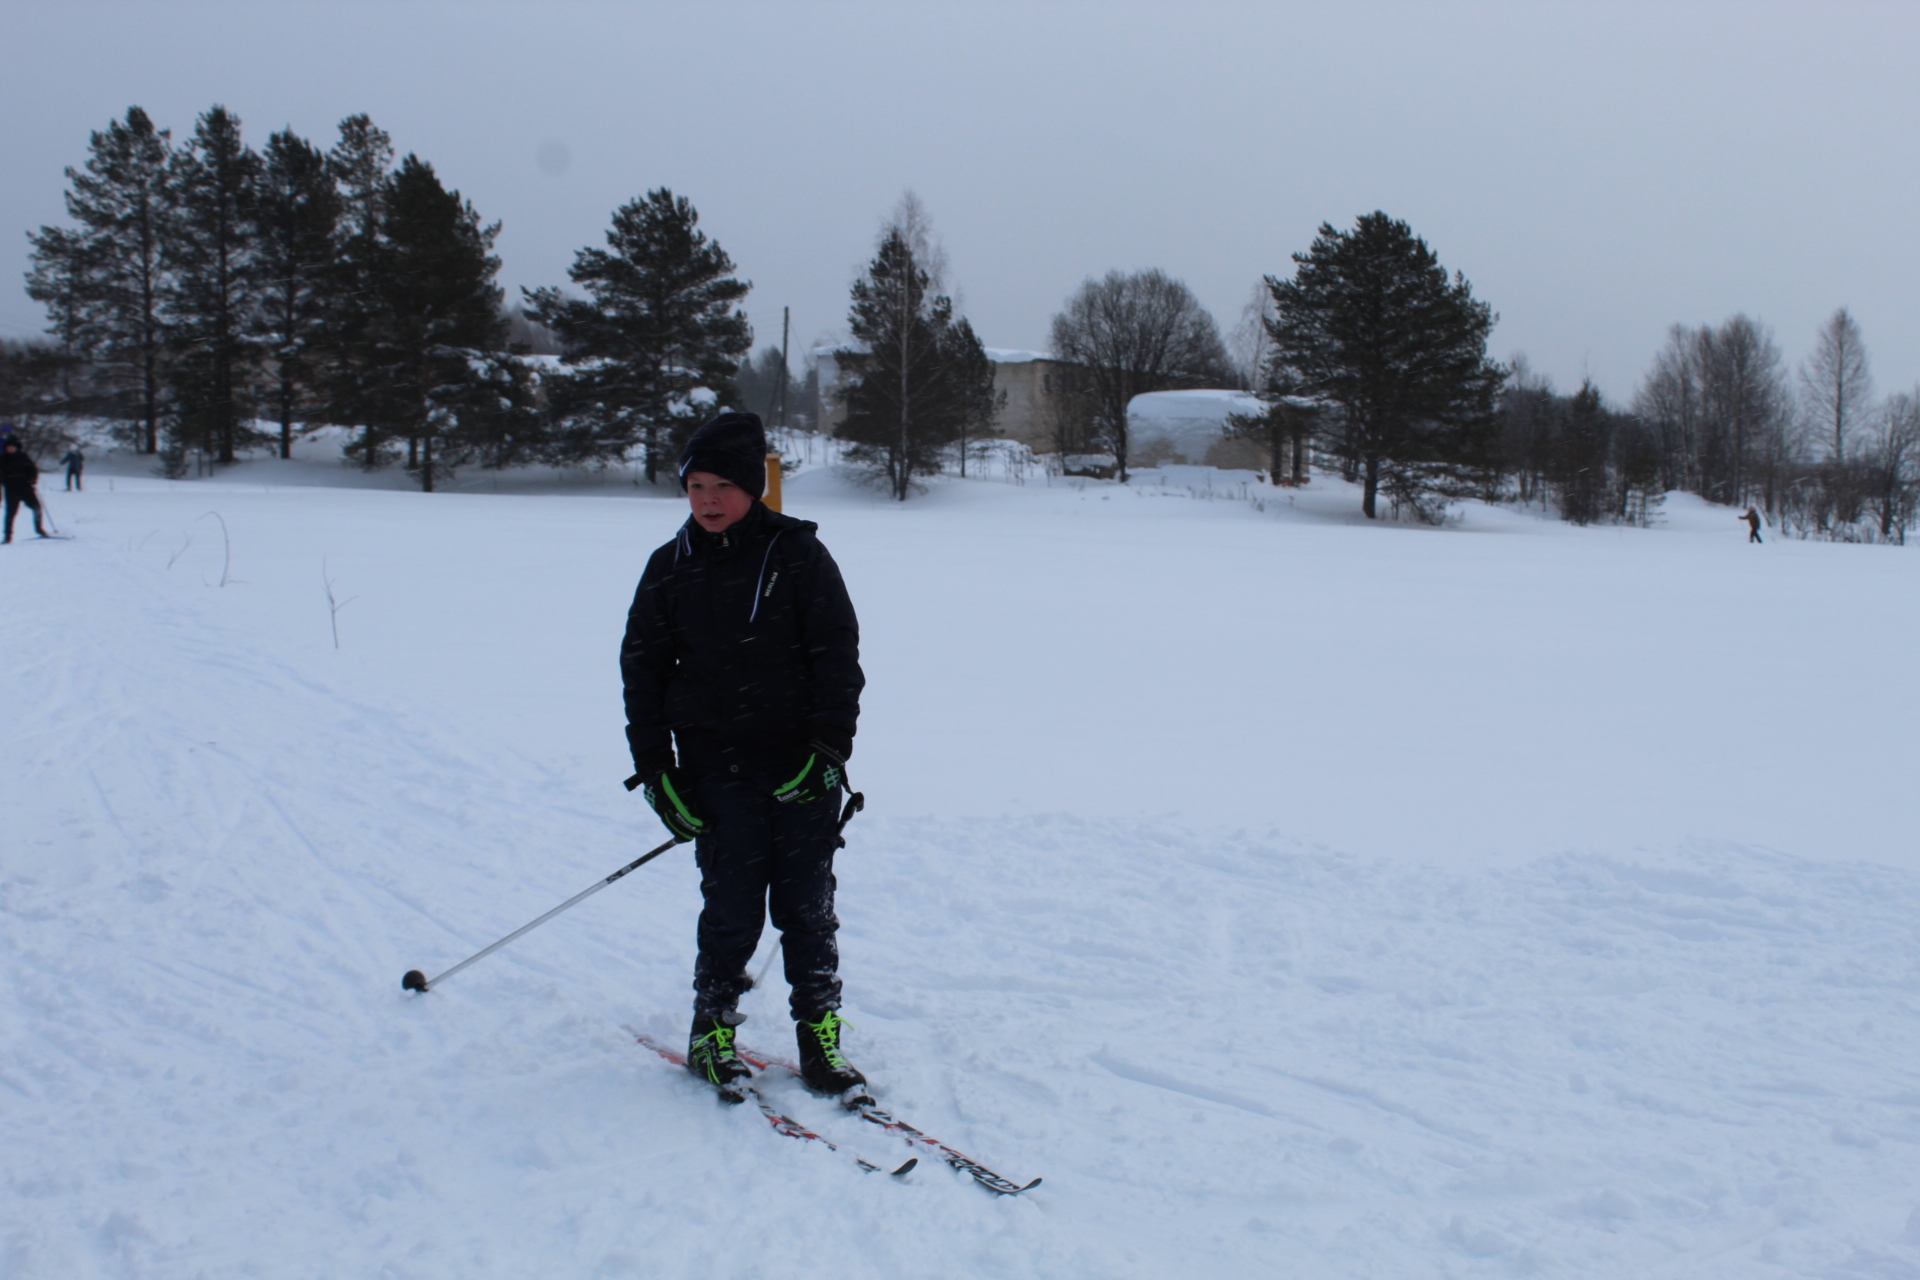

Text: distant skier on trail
xmin=621 ymin=411 xmax=869 ymax=1101
xmin=1741 ymin=506 xmax=1763 ymax=543
xmin=61 ymin=446 xmax=84 ymax=491
xmin=2 ymin=436 xmax=51 ymax=542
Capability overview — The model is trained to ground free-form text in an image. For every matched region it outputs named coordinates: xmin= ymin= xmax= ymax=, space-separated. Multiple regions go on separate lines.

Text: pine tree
xmin=26 ymin=107 xmax=173 ymax=452
xmin=254 ymin=128 xmax=340 ymax=458
xmin=329 ymin=115 xmax=392 ymax=250
xmin=342 ymin=154 xmax=505 ymax=491
xmin=1267 ymin=212 xmax=1503 ymax=520
xmin=318 ymin=115 xmax=396 ymax=466
xmin=1551 ymin=380 xmax=1613 ymax=525
xmin=523 ymin=188 xmax=750 ymax=480
xmin=838 ymin=204 xmax=999 ymax=500
xmin=22 ymin=226 xmax=93 ymax=407
xmin=944 ymin=317 xmax=1001 ymax=477
xmin=164 ymin=105 xmax=262 ymax=467
xmin=1613 ymin=417 xmax=1664 ymax=527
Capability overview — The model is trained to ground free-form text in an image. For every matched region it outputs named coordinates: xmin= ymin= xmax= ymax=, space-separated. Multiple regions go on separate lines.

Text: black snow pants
xmin=3 ymin=490 xmax=44 ymax=538
xmin=689 ymin=768 xmax=843 ymax=1021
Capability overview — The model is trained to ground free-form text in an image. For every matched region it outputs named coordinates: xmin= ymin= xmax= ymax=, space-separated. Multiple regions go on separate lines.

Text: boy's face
xmin=686 ymin=470 xmax=753 ymax=534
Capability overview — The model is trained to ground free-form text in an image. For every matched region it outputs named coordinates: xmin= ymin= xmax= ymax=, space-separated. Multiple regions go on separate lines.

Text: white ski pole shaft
xmin=403 ymin=836 xmax=681 ymax=992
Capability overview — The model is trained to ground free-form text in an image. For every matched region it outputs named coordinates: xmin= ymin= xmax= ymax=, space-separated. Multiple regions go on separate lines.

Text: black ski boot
xmin=797 ymin=1010 xmax=868 ymax=1100
xmin=688 ymin=1009 xmax=751 ymax=1102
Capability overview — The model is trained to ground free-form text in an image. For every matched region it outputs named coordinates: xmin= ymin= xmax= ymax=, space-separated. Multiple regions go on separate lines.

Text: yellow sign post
xmin=764 ymin=453 xmax=783 ymax=513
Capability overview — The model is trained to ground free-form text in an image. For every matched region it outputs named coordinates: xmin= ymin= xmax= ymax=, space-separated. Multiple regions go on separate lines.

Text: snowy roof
xmin=814 ymin=343 xmax=1053 ymax=365
xmin=1126 ymin=389 xmax=1265 ymax=422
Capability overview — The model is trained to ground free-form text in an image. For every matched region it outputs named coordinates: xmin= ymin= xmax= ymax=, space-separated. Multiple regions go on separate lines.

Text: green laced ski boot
xmin=688 ymin=1010 xmax=751 ymax=1102
xmin=797 ymin=1010 xmax=868 ymax=1099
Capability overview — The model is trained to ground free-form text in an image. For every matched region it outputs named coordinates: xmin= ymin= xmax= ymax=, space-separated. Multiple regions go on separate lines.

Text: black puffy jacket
xmin=0 ymin=448 xmax=37 ymax=493
xmin=621 ymin=502 xmax=863 ymax=778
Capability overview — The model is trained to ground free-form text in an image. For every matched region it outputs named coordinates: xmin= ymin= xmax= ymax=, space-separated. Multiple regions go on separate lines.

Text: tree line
xmin=16 ymin=105 xmax=757 ymax=490
xmin=1627 ymin=310 xmax=1918 ymax=541
xmin=24 ymin=107 xmax=514 ymax=487
xmin=13 ymin=108 xmax=1917 ymax=532
xmin=1214 ymin=213 xmax=1917 ymax=538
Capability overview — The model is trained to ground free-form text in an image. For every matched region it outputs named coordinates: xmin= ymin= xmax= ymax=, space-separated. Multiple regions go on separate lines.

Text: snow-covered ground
xmin=6 ymin=446 xmax=1920 ymax=1278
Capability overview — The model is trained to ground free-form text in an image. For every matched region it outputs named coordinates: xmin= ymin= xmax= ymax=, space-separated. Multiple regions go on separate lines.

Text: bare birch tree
xmin=1799 ymin=306 xmax=1874 ymax=463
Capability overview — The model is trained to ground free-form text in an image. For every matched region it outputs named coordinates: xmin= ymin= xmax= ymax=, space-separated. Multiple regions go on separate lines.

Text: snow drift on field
xmin=6 ymin=451 xmax=1920 ymax=1278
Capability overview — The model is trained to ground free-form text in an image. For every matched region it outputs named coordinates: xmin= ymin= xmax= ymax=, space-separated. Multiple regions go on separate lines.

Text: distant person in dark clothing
xmin=1742 ymin=506 xmax=1763 ymax=543
xmin=61 ymin=446 xmax=84 ymax=491
xmin=621 ymin=411 xmax=870 ymax=1100
xmin=2 ymin=437 xmax=50 ymax=542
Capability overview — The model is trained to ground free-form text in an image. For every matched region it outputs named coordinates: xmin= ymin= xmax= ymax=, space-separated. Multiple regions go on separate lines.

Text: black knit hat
xmin=678 ymin=411 xmax=767 ymax=499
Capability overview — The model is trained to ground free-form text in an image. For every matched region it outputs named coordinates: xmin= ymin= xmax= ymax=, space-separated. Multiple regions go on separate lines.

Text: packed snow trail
xmin=5 ymin=465 xmax=1920 ymax=1277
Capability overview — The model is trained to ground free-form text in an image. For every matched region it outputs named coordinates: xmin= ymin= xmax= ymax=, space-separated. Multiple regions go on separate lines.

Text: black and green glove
xmin=772 ymin=737 xmax=849 ymax=806
xmin=626 ymin=751 xmax=707 ymax=842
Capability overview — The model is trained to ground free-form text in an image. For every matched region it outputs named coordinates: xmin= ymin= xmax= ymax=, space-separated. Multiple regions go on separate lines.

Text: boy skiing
xmin=621 ymin=412 xmax=868 ymax=1101
xmin=2 ymin=437 xmax=50 ymax=542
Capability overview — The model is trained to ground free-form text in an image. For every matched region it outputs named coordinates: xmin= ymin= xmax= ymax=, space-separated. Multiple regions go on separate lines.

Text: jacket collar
xmin=679 ymin=502 xmax=817 ymax=554
xmin=683 ymin=500 xmax=770 ymax=554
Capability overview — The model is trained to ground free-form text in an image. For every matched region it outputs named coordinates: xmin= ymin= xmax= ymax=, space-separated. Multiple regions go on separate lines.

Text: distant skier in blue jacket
xmin=620 ymin=412 xmax=869 ymax=1100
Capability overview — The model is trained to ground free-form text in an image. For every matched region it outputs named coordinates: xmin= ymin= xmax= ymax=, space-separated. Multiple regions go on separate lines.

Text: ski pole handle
xmin=402 ymin=835 xmax=681 ymax=993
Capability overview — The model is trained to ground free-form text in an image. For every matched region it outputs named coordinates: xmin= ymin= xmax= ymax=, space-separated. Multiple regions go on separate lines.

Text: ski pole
xmin=402 ymin=835 xmax=681 ymax=993
xmin=834 ymin=783 xmax=865 ymax=847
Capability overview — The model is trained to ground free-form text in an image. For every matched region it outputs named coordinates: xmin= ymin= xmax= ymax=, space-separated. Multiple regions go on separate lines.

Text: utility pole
xmin=778 ymin=305 xmax=791 ymax=431
xmin=899 ymin=251 xmax=912 ymax=501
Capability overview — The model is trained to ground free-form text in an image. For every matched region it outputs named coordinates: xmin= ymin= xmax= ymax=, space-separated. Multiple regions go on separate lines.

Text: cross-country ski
xmin=633 ymin=1031 xmax=916 ymax=1179
xmin=736 ymin=1043 xmax=1040 ymax=1195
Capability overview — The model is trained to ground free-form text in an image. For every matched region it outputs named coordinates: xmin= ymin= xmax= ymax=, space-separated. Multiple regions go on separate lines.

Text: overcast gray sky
xmin=5 ymin=0 xmax=1917 ymax=400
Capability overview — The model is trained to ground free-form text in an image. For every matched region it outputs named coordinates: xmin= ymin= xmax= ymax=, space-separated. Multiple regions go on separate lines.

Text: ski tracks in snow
xmin=830 ymin=815 xmax=1920 ymax=1276
xmin=9 ymin=491 xmax=1920 ymax=1278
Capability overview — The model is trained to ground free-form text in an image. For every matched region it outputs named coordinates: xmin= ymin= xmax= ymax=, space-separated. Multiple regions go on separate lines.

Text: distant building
xmin=814 ymin=344 xmax=1081 ymax=455
xmin=812 ymin=345 xmax=1273 ymax=470
xmin=1126 ymin=389 xmax=1267 ymax=466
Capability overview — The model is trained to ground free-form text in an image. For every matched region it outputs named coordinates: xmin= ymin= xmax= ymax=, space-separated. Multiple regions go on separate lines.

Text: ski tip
xmin=401 ymin=969 xmax=429 ymax=993
xmin=988 ymin=1176 xmax=1043 ymax=1196
xmin=892 ymin=1157 xmax=918 ymax=1177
